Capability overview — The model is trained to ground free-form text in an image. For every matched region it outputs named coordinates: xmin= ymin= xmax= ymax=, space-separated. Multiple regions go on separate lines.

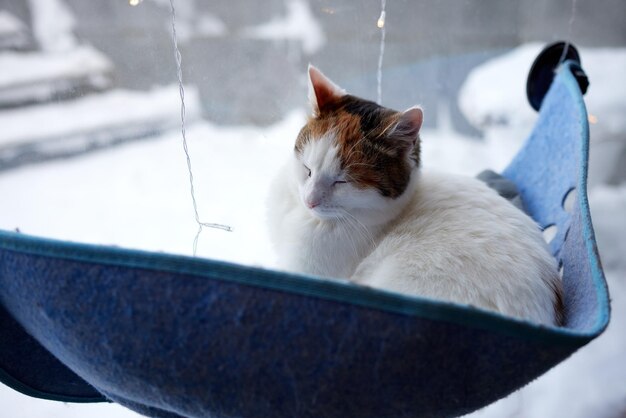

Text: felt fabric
xmin=0 ymin=61 xmax=610 ymax=418
xmin=0 ymin=303 xmax=104 ymax=402
xmin=503 ymin=61 xmax=609 ymax=332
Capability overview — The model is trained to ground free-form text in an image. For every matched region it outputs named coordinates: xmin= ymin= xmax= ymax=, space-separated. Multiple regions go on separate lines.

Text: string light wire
xmin=376 ymin=0 xmax=386 ymax=105
xmin=169 ymin=0 xmax=232 ymax=256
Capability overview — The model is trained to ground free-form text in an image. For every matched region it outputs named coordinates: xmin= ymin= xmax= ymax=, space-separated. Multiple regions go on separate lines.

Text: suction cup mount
xmin=527 ymin=41 xmax=589 ymax=111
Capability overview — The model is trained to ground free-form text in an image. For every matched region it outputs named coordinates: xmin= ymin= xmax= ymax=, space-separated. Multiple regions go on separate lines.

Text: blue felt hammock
xmin=0 ymin=45 xmax=610 ymax=418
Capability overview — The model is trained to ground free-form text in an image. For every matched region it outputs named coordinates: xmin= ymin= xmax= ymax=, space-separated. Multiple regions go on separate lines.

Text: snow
xmin=195 ymin=13 xmax=228 ymax=37
xmin=152 ymin=0 xmax=227 ymax=42
xmin=0 ymin=32 xmax=624 ymax=418
xmin=241 ymin=0 xmax=326 ymax=55
xmin=0 ymin=84 xmax=200 ymax=149
xmin=0 ymin=10 xmax=30 ymax=50
xmin=460 ymin=43 xmax=626 ymax=186
xmin=0 ymin=47 xmax=111 ymax=88
xmin=459 ymin=44 xmax=540 ymax=129
xmin=171 ymin=12 xmax=228 ymax=43
xmin=0 ymin=111 xmax=302 ymax=264
xmin=589 ymin=184 xmax=626 ymax=272
xmin=0 ymin=46 xmax=112 ymax=105
xmin=460 ymin=44 xmax=626 ymax=135
xmin=28 ymin=0 xmax=77 ymax=52
xmin=0 ymin=10 xmax=25 ymax=37
xmin=422 ymin=101 xmax=527 ymax=176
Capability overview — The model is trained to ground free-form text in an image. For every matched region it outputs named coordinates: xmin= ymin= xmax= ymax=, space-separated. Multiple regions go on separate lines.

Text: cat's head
xmin=293 ymin=65 xmax=423 ymax=225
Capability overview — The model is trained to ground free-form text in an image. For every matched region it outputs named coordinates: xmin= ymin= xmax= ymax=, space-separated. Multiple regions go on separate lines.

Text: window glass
xmin=0 ymin=1 xmax=624 ymax=416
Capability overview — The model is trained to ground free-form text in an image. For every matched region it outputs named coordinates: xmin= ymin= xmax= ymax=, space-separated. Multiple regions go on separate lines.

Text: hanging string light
xmin=167 ymin=0 xmax=232 ymax=255
xmin=377 ymin=10 xmax=386 ymax=28
xmin=376 ymin=0 xmax=386 ymax=105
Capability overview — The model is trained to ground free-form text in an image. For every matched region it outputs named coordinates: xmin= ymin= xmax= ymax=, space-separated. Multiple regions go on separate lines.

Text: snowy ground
xmin=0 ymin=46 xmax=112 ymax=106
xmin=0 ymin=44 xmax=625 ymax=417
xmin=0 ymin=85 xmax=202 ymax=172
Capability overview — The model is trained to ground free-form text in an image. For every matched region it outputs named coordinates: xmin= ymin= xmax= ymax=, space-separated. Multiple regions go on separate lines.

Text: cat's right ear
xmin=308 ymin=65 xmax=345 ymax=117
xmin=390 ymin=106 xmax=423 ymax=146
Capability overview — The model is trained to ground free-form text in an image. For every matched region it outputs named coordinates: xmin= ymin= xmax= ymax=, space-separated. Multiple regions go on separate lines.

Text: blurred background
xmin=0 ymin=0 xmax=624 ymax=417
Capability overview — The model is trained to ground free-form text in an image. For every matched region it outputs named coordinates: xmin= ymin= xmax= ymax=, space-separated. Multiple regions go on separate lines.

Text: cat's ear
xmin=308 ymin=64 xmax=345 ymax=116
xmin=389 ymin=106 xmax=423 ymax=148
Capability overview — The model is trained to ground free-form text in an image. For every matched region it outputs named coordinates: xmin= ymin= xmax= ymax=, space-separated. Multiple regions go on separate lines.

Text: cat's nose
xmin=306 ymin=200 xmax=320 ymax=209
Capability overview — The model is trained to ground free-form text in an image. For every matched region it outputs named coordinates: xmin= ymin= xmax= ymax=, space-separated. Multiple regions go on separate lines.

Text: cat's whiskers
xmin=339 ymin=208 xmax=377 ymax=250
xmin=335 ymin=216 xmax=361 ymax=261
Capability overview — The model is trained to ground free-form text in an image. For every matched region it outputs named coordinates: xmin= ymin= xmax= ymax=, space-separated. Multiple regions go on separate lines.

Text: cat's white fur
xmin=267 ymin=67 xmax=560 ymax=325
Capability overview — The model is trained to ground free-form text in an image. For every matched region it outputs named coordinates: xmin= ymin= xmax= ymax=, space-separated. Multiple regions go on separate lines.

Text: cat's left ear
xmin=389 ymin=106 xmax=423 ymax=148
xmin=308 ymin=65 xmax=346 ymax=117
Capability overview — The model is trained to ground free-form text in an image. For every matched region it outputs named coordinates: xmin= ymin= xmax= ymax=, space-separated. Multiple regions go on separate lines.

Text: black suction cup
xmin=527 ymin=41 xmax=589 ymax=111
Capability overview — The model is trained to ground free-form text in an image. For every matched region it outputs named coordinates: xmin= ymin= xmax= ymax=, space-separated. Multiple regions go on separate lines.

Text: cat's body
xmin=268 ymin=66 xmax=562 ymax=326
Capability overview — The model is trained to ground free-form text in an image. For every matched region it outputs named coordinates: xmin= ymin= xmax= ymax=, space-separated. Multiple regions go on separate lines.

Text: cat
xmin=267 ymin=65 xmax=563 ymax=326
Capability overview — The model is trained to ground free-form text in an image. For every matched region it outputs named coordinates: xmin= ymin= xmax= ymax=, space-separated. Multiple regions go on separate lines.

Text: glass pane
xmin=0 ymin=1 xmax=624 ymax=417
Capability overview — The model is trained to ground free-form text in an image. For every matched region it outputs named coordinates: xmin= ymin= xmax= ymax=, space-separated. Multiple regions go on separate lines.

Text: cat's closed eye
xmin=303 ymin=164 xmax=311 ymax=177
xmin=333 ymin=180 xmax=347 ymax=186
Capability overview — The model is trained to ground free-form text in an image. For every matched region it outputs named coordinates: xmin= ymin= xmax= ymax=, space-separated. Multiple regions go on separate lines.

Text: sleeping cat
xmin=267 ymin=65 xmax=562 ymax=326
